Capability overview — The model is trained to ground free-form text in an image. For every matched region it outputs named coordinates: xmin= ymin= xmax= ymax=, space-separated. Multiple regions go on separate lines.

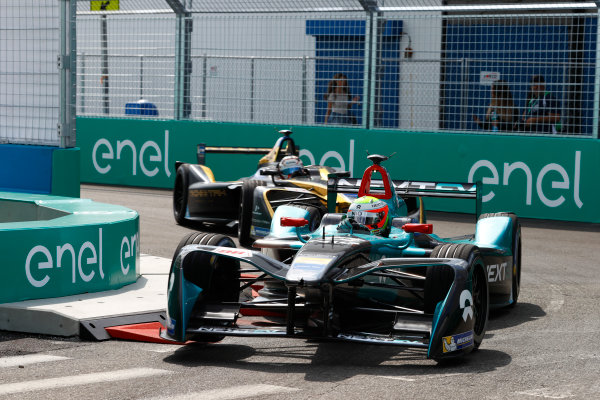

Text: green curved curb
xmin=0 ymin=192 xmax=139 ymax=304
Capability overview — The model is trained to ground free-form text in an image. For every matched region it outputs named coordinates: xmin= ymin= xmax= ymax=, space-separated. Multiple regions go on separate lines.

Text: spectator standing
xmin=324 ymin=73 xmax=360 ymax=125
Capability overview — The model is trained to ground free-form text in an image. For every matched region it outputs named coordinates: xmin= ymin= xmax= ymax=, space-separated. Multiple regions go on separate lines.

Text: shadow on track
xmin=163 ymin=339 xmax=511 ymax=382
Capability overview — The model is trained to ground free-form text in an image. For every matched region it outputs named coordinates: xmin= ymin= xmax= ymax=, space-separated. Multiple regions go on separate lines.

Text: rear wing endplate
xmin=327 ymin=174 xmax=482 ymax=219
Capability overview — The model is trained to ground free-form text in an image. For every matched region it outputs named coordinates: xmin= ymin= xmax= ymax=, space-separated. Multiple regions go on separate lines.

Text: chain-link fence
xmin=0 ymin=0 xmax=76 ymax=147
xmin=75 ymin=1 xmax=599 ymax=137
xmin=2 ymin=1 xmax=599 ymax=146
xmin=1 ymin=1 xmax=58 ymax=145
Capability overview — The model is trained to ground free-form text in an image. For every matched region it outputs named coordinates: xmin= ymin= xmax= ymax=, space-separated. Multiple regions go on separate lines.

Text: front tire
xmin=238 ymin=180 xmax=267 ymax=248
xmin=170 ymin=232 xmax=240 ymax=342
xmin=173 ymin=165 xmax=190 ymax=226
xmin=428 ymin=243 xmax=489 ymax=350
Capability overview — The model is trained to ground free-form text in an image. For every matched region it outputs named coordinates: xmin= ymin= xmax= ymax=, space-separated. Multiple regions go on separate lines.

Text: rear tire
xmin=238 ymin=180 xmax=267 ymax=248
xmin=173 ymin=165 xmax=190 ymax=226
xmin=427 ymin=243 xmax=489 ymax=350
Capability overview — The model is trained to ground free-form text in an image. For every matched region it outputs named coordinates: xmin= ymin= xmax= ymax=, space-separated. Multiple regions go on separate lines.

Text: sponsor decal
xmin=250 ymin=226 xmax=270 ymax=237
xmin=338 ymin=333 xmax=423 ymax=346
xmin=24 ymin=228 xmax=138 ymax=288
xmin=213 ymin=247 xmax=253 ymax=258
xmin=460 ymin=289 xmax=473 ymax=322
xmin=442 ymin=330 xmax=474 ymax=353
xmin=197 ymin=327 xmax=283 ymax=335
xmin=487 ymin=262 xmax=507 ymax=282
xmin=190 ymin=189 xmax=227 ymax=198
xmin=468 ymin=151 xmax=582 ymax=208
xmin=333 ymin=178 xmax=476 ymax=193
xmin=313 ymin=237 xmax=364 ymax=246
xmin=92 ymin=130 xmax=171 ymax=178
xmin=294 ymin=256 xmax=332 ymax=266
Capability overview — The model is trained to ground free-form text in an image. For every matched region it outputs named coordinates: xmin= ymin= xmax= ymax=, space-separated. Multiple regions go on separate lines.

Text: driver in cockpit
xmin=278 ymin=155 xmax=308 ymax=179
xmin=337 ymin=195 xmax=392 ymax=236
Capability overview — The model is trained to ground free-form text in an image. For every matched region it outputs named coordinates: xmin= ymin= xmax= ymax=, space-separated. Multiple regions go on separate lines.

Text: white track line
xmin=517 ymin=387 xmax=574 ymax=399
xmin=142 ymin=384 xmax=299 ymax=400
xmin=0 ymin=354 xmax=70 ymax=368
xmin=0 ymin=367 xmax=171 ymax=395
xmin=547 ymin=284 xmax=565 ymax=313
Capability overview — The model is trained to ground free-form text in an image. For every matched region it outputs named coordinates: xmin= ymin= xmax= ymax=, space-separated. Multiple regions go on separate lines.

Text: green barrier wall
xmin=77 ymin=117 xmax=600 ymax=223
xmin=0 ymin=192 xmax=140 ymax=304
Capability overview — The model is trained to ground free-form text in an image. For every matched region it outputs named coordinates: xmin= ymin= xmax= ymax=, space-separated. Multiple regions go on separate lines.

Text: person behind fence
xmin=324 ymin=73 xmax=360 ymax=125
xmin=472 ymin=79 xmax=516 ymax=132
xmin=519 ymin=75 xmax=562 ymax=134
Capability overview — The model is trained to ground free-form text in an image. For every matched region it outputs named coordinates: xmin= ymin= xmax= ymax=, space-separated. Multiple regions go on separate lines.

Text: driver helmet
xmin=278 ymin=155 xmax=304 ymax=178
xmin=347 ymin=196 xmax=390 ymax=234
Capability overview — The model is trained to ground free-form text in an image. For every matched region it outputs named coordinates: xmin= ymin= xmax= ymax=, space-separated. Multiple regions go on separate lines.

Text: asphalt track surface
xmin=1 ymin=184 xmax=599 ymax=400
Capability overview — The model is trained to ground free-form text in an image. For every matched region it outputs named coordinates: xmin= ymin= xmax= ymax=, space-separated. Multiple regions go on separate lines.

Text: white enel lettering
xmin=164 ymin=130 xmax=171 ymax=177
xmin=503 ymin=162 xmax=533 ymax=205
xmin=139 ymin=141 xmax=161 ymax=177
xmin=117 ymin=140 xmax=137 ymax=176
xmin=120 ymin=236 xmax=131 ymax=274
xmin=536 ymin=163 xmax=569 ymax=208
xmin=92 ymin=131 xmax=171 ymax=178
xmin=78 ymin=242 xmax=97 ymax=282
xmin=25 ymin=245 xmax=52 ymax=288
xmin=574 ymin=151 xmax=583 ymax=208
xmin=319 ymin=151 xmax=345 ymax=172
xmin=468 ymin=160 xmax=499 ymax=202
xmin=299 ymin=140 xmax=355 ymax=176
xmin=92 ymin=139 xmax=113 ymax=174
xmin=56 ymin=243 xmax=76 ymax=283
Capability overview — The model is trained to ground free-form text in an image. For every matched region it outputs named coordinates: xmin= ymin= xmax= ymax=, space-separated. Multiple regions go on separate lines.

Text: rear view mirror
xmin=402 ymin=223 xmax=433 ymax=234
xmin=280 ymin=217 xmax=308 ymax=227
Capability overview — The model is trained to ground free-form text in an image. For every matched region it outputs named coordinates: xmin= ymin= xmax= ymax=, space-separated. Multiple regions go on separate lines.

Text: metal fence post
xmin=367 ymin=13 xmax=380 ymax=130
xmin=250 ymin=57 xmax=255 ymax=121
xmin=59 ymin=0 xmax=76 ymax=148
xmin=302 ymin=55 xmax=307 ymax=124
xmin=202 ymin=54 xmax=207 ymax=119
xmin=80 ymin=51 xmax=85 ymax=115
xmin=139 ymin=55 xmax=144 ymax=99
xmin=363 ymin=12 xmax=374 ymax=129
xmin=101 ymin=14 xmax=109 ymax=115
xmin=593 ymin=9 xmax=600 ymax=139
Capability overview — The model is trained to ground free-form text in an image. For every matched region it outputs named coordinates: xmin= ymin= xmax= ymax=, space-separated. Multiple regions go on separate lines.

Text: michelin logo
xmin=442 ymin=330 xmax=474 ymax=353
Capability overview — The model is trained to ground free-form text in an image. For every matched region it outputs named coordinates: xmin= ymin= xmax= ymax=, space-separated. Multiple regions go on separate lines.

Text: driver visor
xmin=350 ymin=210 xmax=383 ymax=226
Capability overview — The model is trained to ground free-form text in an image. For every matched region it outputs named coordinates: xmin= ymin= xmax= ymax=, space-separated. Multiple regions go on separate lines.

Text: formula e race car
xmin=163 ymin=154 xmax=522 ymax=361
xmin=173 ymin=130 xmax=357 ymax=247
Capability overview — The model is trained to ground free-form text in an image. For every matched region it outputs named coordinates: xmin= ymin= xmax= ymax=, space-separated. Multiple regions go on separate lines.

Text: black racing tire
xmin=479 ymin=212 xmax=522 ymax=307
xmin=427 ymin=243 xmax=489 ymax=350
xmin=173 ymin=165 xmax=190 ymax=226
xmin=238 ymin=180 xmax=267 ymax=248
xmin=171 ymin=232 xmax=240 ymax=343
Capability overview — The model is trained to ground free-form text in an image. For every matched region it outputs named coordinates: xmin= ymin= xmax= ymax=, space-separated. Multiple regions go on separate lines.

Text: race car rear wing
xmin=196 ymin=131 xmax=300 ymax=165
xmin=326 ymin=174 xmax=482 ymax=219
xmin=196 ymin=144 xmax=273 ymax=165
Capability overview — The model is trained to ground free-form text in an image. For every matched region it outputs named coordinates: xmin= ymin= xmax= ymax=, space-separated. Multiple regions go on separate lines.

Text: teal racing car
xmin=163 ymin=154 xmax=522 ymax=361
